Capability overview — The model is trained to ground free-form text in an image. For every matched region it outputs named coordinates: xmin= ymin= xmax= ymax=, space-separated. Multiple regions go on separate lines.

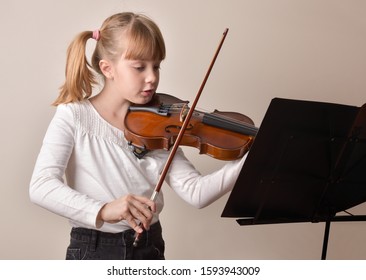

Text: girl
xmin=29 ymin=12 xmax=246 ymax=260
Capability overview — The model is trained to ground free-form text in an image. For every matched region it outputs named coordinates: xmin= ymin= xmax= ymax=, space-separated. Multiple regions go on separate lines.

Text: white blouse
xmin=29 ymin=100 xmax=246 ymax=233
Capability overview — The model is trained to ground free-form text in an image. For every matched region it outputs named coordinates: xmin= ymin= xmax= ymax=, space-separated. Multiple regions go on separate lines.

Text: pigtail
xmin=53 ymin=31 xmax=98 ymax=106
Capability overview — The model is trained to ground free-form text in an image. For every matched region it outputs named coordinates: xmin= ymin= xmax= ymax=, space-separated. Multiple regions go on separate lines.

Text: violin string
xmin=206 ymin=113 xmax=257 ymax=131
xmin=166 ymin=104 xmax=248 ymax=126
xmin=164 ymin=103 xmax=257 ymax=131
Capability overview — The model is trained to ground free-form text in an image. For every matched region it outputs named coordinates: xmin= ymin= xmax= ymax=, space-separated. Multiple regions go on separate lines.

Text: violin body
xmin=124 ymin=93 xmax=258 ymax=160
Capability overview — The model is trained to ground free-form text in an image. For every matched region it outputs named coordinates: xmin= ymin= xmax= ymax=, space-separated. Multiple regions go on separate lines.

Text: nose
xmin=145 ymin=67 xmax=159 ymax=84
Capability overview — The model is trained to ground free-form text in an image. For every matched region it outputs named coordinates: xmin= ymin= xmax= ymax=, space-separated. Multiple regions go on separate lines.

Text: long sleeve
xmin=29 ymin=105 xmax=105 ymax=228
xmin=166 ymin=150 xmax=247 ymax=209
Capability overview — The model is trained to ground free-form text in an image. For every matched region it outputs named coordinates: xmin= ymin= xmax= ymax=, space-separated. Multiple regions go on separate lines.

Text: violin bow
xmin=133 ymin=28 xmax=229 ymax=246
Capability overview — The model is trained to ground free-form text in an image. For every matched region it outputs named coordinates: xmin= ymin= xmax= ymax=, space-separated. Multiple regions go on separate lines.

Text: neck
xmin=90 ymin=89 xmax=130 ymax=131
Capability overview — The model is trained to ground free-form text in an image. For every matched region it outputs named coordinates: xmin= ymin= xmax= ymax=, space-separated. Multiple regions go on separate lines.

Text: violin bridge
xmin=179 ymin=103 xmax=189 ymax=122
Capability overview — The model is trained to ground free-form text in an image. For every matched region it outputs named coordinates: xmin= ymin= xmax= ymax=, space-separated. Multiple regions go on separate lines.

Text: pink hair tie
xmin=92 ymin=29 xmax=100 ymax=41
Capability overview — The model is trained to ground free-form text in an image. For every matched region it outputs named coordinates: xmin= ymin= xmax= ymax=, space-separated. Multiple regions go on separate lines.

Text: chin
xmin=131 ymin=96 xmax=151 ymax=106
xmin=142 ymin=93 xmax=157 ymax=104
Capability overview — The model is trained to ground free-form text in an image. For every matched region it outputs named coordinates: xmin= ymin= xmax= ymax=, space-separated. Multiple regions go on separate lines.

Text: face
xmin=109 ymin=55 xmax=161 ymax=105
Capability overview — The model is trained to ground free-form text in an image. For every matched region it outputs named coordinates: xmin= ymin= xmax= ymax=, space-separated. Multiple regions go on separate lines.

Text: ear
xmin=99 ymin=59 xmax=114 ymax=80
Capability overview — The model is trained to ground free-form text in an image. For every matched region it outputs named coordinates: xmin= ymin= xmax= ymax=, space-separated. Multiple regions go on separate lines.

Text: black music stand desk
xmin=222 ymin=97 xmax=366 ymax=259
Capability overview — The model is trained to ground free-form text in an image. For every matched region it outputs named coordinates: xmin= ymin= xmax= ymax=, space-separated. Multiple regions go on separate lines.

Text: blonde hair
xmin=53 ymin=12 xmax=166 ymax=105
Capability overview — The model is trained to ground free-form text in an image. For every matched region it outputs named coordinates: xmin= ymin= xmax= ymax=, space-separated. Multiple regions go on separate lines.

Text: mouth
xmin=141 ymin=89 xmax=155 ymax=98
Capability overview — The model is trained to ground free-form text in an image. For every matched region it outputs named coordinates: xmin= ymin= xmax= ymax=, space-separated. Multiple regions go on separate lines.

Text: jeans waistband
xmin=70 ymin=221 xmax=162 ymax=249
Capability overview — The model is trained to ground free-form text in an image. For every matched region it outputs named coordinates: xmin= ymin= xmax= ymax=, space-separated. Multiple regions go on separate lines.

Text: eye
xmin=135 ymin=66 xmax=145 ymax=72
xmin=153 ymin=64 xmax=161 ymax=71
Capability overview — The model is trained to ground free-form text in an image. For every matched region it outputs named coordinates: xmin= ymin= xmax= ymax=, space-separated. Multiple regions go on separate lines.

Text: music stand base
xmin=321 ymin=215 xmax=366 ymax=260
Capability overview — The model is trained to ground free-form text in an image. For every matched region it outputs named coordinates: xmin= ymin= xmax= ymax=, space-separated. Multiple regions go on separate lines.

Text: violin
xmin=124 ymin=93 xmax=258 ymax=160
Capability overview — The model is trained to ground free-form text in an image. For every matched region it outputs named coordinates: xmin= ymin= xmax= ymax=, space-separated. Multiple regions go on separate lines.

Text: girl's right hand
xmin=96 ymin=194 xmax=156 ymax=233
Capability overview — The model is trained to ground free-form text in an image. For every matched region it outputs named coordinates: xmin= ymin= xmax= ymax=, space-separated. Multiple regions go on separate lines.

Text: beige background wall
xmin=1 ymin=0 xmax=366 ymax=259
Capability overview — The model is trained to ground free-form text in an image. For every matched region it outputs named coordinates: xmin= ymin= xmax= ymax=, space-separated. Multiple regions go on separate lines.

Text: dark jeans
xmin=65 ymin=221 xmax=165 ymax=260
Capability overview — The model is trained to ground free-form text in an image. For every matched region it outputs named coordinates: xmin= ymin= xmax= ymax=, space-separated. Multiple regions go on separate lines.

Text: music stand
xmin=222 ymin=97 xmax=366 ymax=259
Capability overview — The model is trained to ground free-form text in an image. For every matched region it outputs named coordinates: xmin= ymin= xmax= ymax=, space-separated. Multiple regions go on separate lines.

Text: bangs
xmin=123 ymin=24 xmax=166 ymax=61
